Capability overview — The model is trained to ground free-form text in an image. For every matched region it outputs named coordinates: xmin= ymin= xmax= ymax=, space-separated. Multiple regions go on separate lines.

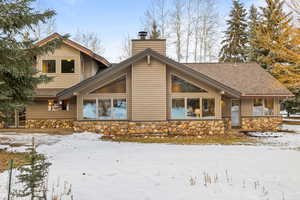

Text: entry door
xmin=231 ymin=100 xmax=241 ymax=127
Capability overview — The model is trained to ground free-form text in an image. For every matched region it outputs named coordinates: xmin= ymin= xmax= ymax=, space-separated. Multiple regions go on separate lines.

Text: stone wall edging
xmin=241 ymin=116 xmax=282 ymax=131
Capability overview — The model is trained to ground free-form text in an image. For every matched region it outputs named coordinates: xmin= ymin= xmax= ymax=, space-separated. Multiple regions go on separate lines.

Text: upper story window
xmin=171 ymin=75 xmax=207 ymax=93
xmin=253 ymin=98 xmax=274 ymax=116
xmin=91 ymin=76 xmax=126 ymax=94
xmin=42 ymin=60 xmax=56 ymax=73
xmin=61 ymin=59 xmax=75 ymax=73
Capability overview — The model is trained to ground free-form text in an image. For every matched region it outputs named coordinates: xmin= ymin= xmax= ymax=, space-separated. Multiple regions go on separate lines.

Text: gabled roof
xmin=57 ymin=48 xmax=242 ymax=99
xmin=35 ymin=33 xmax=110 ymax=67
xmin=185 ymin=63 xmax=294 ymax=97
xmin=57 ymin=48 xmax=293 ymax=99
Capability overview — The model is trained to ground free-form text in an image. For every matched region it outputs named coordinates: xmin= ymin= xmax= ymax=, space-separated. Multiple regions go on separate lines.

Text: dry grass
xmin=0 ymin=128 xmax=74 ymax=135
xmin=282 ymin=120 xmax=300 ymax=125
xmin=0 ymin=150 xmax=29 ymax=172
xmin=101 ymin=135 xmax=256 ymax=145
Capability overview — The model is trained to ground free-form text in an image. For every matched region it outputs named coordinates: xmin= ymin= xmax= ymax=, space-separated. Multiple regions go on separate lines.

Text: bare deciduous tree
xmin=142 ymin=0 xmax=170 ymax=39
xmin=73 ymin=30 xmax=105 ymax=55
xmin=172 ymin=0 xmax=185 ymax=62
xmin=193 ymin=0 xmax=220 ymax=62
xmin=185 ymin=0 xmax=193 ymax=62
xmin=119 ymin=34 xmax=132 ymax=61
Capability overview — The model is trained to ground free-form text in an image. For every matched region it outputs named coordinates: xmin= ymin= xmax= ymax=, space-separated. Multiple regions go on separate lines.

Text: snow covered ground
xmin=0 ymin=125 xmax=300 ymax=200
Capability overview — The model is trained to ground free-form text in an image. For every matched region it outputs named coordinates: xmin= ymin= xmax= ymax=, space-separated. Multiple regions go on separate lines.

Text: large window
xmin=113 ymin=99 xmax=127 ymax=119
xmin=253 ymin=98 xmax=274 ymax=116
xmin=42 ymin=60 xmax=56 ymax=73
xmin=187 ymin=98 xmax=201 ymax=118
xmin=202 ymin=98 xmax=215 ymax=118
xmin=83 ymin=98 xmax=127 ymax=120
xmin=91 ymin=76 xmax=126 ymax=93
xmin=98 ymin=99 xmax=112 ymax=119
xmin=61 ymin=59 xmax=75 ymax=73
xmin=171 ymin=98 xmax=185 ymax=119
xmin=171 ymin=98 xmax=215 ymax=119
xmin=172 ymin=75 xmax=207 ymax=93
xmin=83 ymin=100 xmax=97 ymax=119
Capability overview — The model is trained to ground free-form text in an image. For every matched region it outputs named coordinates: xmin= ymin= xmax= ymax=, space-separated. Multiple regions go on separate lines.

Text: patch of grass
xmin=282 ymin=121 xmax=300 ymax=125
xmin=101 ymin=135 xmax=256 ymax=145
xmin=0 ymin=150 xmax=29 ymax=172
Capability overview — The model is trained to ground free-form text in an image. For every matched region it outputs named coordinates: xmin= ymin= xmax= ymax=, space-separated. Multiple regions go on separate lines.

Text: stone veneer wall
xmin=25 ymin=120 xmax=74 ymax=129
xmin=241 ymin=116 xmax=282 ymax=131
xmin=73 ymin=120 xmax=226 ymax=135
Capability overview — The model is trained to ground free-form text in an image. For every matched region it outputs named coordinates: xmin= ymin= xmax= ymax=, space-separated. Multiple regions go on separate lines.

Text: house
xmin=25 ymin=32 xmax=294 ymax=135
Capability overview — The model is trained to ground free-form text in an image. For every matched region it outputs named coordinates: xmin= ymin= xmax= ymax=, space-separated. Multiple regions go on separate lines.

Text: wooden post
xmin=14 ymin=109 xmax=19 ymax=128
xmin=7 ymin=159 xmax=13 ymax=200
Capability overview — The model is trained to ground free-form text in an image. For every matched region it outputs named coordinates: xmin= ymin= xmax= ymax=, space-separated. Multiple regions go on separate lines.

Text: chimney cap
xmin=138 ymin=31 xmax=148 ymax=40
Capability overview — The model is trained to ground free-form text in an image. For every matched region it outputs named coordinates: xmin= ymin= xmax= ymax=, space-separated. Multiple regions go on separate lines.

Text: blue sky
xmin=38 ymin=0 xmax=264 ymax=62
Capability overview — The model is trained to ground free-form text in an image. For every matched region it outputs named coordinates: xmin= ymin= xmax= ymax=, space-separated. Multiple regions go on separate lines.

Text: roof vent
xmin=138 ymin=31 xmax=148 ymax=40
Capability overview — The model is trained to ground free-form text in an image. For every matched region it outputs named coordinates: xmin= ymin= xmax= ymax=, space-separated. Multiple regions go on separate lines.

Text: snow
xmin=0 ymin=126 xmax=300 ymax=200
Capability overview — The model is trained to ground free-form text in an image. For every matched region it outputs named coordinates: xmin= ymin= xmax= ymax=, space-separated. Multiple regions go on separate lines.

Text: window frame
xmin=252 ymin=98 xmax=274 ymax=116
xmin=61 ymin=59 xmax=75 ymax=73
xmin=171 ymin=74 xmax=208 ymax=93
xmin=42 ymin=60 xmax=56 ymax=73
xmin=48 ymin=100 xmax=70 ymax=112
xmin=83 ymin=97 xmax=128 ymax=120
xmin=171 ymin=97 xmax=216 ymax=120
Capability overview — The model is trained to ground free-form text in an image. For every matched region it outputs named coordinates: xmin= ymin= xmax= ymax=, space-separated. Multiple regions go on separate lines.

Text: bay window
xmin=253 ymin=98 xmax=274 ymax=116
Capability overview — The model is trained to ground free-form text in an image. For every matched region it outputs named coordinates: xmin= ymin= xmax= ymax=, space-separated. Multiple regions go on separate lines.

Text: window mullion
xmin=96 ymin=98 xmax=99 ymax=119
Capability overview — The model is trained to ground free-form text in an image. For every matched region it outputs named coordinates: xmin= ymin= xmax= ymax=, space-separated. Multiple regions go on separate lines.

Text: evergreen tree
xmin=219 ymin=0 xmax=248 ymax=63
xmin=0 ymin=0 xmax=66 ymax=126
xmin=149 ymin=20 xmax=161 ymax=39
xmin=255 ymin=0 xmax=292 ymax=69
xmin=247 ymin=5 xmax=260 ymax=62
xmin=14 ymin=140 xmax=51 ymax=199
xmin=255 ymin=0 xmax=300 ymax=113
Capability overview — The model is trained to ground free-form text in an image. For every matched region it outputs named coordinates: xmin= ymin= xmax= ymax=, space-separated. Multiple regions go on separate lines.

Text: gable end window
xmin=42 ymin=60 xmax=56 ymax=73
xmin=171 ymin=75 xmax=207 ymax=93
xmin=91 ymin=76 xmax=126 ymax=94
xmin=61 ymin=59 xmax=75 ymax=73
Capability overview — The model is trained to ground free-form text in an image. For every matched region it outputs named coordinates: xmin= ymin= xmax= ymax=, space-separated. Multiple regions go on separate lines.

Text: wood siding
xmin=81 ymin=53 xmax=99 ymax=80
xmin=240 ymin=97 xmax=281 ymax=117
xmin=131 ymin=58 xmax=167 ymax=121
xmin=132 ymin=40 xmax=166 ymax=56
xmin=26 ymin=99 xmax=77 ymax=120
xmin=37 ymin=44 xmax=81 ymax=89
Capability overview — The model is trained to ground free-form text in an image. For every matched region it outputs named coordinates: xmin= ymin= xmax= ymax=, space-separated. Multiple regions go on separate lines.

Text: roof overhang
xmin=57 ymin=48 xmax=242 ymax=99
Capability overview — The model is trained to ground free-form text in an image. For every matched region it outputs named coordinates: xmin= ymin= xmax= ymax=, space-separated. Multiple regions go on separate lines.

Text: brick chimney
xmin=132 ymin=31 xmax=166 ymax=56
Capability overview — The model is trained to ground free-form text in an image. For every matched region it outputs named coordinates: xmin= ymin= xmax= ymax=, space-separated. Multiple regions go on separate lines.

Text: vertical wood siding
xmin=132 ymin=58 xmax=167 ymax=121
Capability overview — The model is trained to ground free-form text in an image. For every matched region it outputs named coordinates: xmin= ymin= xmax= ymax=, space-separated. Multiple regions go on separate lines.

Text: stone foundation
xmin=25 ymin=119 xmax=74 ymax=129
xmin=73 ymin=120 xmax=226 ymax=135
xmin=241 ymin=116 xmax=282 ymax=131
